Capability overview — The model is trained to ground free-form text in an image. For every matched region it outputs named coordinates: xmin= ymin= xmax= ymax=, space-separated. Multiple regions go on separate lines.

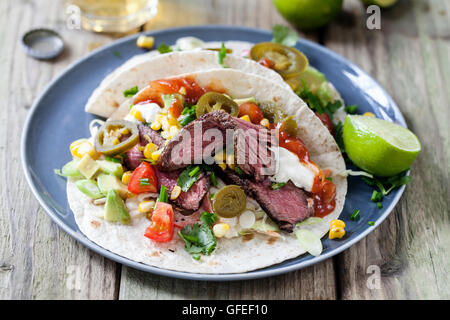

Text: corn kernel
xmin=178 ymin=87 xmax=187 ymax=95
xmin=226 ymin=153 xmax=235 ymax=170
xmin=164 ymin=140 xmax=169 ymax=146
xmin=160 ymin=115 xmax=170 ymax=131
xmin=121 ymin=171 xmax=133 ymax=185
xmin=161 ymin=130 xmax=171 ymax=140
xmin=120 ymin=127 xmax=130 ymax=135
xmin=330 ymin=219 xmax=346 ymax=229
xmin=170 ymin=186 xmax=182 ymax=200
xmin=144 ymin=143 xmax=158 ymax=159
xmin=136 ymin=35 xmax=154 ymax=49
xmin=329 ymin=227 xmax=345 ymax=239
xmin=70 ymin=139 xmax=98 ymax=159
xmin=168 ymin=115 xmax=179 ymax=127
xmin=151 ymin=120 xmax=162 ymax=131
xmin=169 ymin=125 xmax=179 ymax=137
xmin=363 ymin=112 xmax=375 ymax=117
xmin=151 ymin=149 xmax=162 ymax=161
xmin=214 ymin=151 xmax=225 ymax=164
xmin=130 ymin=109 xmax=144 ymax=122
xmin=240 ymin=115 xmax=251 ymax=122
xmin=213 ymin=223 xmax=230 ymax=238
xmin=218 ymin=163 xmax=227 ymax=170
xmin=138 ymin=200 xmax=156 ymax=213
xmin=112 ymin=137 xmax=120 ymax=145
xmin=260 ymin=118 xmax=270 ymax=128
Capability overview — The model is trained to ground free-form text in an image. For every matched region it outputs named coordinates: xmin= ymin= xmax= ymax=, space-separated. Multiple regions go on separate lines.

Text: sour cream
xmin=270 ymin=147 xmax=318 ymax=192
xmin=125 ymin=102 xmax=162 ymax=124
xmin=175 ymin=37 xmax=205 ymax=51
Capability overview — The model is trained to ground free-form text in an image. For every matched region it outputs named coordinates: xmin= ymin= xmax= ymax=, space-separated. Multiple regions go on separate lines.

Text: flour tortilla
xmin=86 ymin=41 xmax=291 ymax=118
xmin=70 ymin=69 xmax=347 ymax=274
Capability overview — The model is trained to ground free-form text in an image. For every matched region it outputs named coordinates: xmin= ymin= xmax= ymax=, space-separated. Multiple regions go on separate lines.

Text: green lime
xmin=343 ymin=115 xmax=421 ymax=177
xmin=362 ymin=0 xmax=398 ymax=8
xmin=273 ymin=0 xmax=343 ymax=30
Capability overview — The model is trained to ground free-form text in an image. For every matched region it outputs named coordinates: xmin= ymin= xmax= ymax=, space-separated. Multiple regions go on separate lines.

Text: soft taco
xmin=86 ymin=38 xmax=347 ymax=132
xmin=59 ymin=68 xmax=347 ymax=273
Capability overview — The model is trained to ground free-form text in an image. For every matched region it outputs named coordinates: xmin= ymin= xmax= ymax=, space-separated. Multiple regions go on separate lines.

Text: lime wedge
xmin=362 ymin=0 xmax=398 ymax=8
xmin=343 ymin=115 xmax=421 ymax=177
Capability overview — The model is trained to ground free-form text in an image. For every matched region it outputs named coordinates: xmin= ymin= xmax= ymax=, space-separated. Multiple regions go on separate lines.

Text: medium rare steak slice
xmin=125 ymin=124 xmax=165 ymax=170
xmin=158 ymin=111 xmax=276 ymax=180
xmin=218 ymin=170 xmax=313 ymax=232
xmin=124 ymin=124 xmax=209 ymax=215
xmin=155 ymin=169 xmax=210 ymax=215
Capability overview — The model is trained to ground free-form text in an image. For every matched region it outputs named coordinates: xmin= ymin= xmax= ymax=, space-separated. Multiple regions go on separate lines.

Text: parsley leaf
xmin=178 ymin=211 xmax=218 ymax=257
xmin=272 ymin=24 xmax=299 ymax=47
xmin=123 ymin=86 xmax=138 ymax=98
xmin=271 ymin=182 xmax=286 ymax=190
xmin=177 ymin=165 xmax=202 ymax=192
xmin=218 ymin=42 xmax=227 ymax=67
xmin=157 ymin=43 xmax=173 ymax=54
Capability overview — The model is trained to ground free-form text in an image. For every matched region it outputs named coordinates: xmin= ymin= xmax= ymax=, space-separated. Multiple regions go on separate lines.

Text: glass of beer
xmin=66 ymin=0 xmax=158 ymax=33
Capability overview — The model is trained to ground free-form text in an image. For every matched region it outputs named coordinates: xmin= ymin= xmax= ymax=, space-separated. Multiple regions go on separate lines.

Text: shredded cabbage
xmin=338 ymin=169 xmax=373 ymax=178
xmin=89 ymin=119 xmax=105 ymax=138
xmin=295 ymin=229 xmax=323 ymax=256
xmin=295 ymin=217 xmax=323 ymax=227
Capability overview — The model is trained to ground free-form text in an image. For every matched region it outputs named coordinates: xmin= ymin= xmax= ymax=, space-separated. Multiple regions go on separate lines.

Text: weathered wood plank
xmin=0 ymin=0 xmax=119 ymax=299
xmin=325 ymin=0 xmax=450 ymax=299
xmin=120 ymin=0 xmax=336 ymax=300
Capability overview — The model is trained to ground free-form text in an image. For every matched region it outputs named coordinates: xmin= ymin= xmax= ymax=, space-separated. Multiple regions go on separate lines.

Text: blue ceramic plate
xmin=21 ymin=26 xmax=406 ymax=281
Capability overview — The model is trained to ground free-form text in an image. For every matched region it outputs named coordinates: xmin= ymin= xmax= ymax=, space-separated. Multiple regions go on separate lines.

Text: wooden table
xmin=1 ymin=0 xmax=448 ymax=300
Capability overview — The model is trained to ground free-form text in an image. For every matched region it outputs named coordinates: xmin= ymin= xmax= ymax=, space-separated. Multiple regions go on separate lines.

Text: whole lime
xmin=362 ymin=0 xmax=398 ymax=8
xmin=273 ymin=0 xmax=343 ymax=30
xmin=343 ymin=115 xmax=421 ymax=177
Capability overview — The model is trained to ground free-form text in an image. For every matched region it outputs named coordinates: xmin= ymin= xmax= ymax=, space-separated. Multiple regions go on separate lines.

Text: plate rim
xmin=21 ymin=25 xmax=407 ymax=281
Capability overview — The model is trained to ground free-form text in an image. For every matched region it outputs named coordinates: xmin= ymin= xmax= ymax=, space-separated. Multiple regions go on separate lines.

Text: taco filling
xmin=59 ymin=71 xmax=343 ymax=267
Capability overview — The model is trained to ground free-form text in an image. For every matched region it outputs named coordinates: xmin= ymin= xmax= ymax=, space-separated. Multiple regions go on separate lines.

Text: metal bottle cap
xmin=21 ymin=28 xmax=64 ymax=60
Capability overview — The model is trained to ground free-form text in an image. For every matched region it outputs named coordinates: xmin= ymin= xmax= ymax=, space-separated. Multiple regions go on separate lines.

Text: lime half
xmin=343 ymin=115 xmax=421 ymax=177
xmin=273 ymin=0 xmax=343 ymax=30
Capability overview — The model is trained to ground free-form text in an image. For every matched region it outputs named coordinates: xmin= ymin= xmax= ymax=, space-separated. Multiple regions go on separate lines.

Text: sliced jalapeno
xmin=196 ymin=92 xmax=239 ymax=118
xmin=279 ymin=115 xmax=298 ymax=137
xmin=250 ymin=42 xmax=308 ymax=79
xmin=212 ymin=185 xmax=247 ymax=218
xmin=258 ymin=101 xmax=286 ymax=124
xmin=94 ymin=120 xmax=139 ymax=156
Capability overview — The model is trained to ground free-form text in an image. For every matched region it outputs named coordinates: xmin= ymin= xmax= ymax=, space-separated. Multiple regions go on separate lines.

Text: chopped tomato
xmin=238 ymin=102 xmax=264 ymax=124
xmin=315 ymin=112 xmax=334 ymax=135
xmin=144 ymin=202 xmax=174 ymax=242
xmin=127 ymin=162 xmax=157 ymax=194
xmin=258 ymin=58 xmax=275 ymax=69
xmin=312 ymin=176 xmax=336 ymax=218
xmin=168 ymin=96 xmax=184 ymax=119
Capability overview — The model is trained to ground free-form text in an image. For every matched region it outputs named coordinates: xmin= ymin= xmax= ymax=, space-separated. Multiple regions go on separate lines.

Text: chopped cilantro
xmin=178 ymin=211 xmax=218 ymax=258
xmin=325 ymin=177 xmax=333 ymax=181
xmin=157 ymin=43 xmax=172 ymax=54
xmin=178 ymin=104 xmax=196 ymax=126
xmin=123 ymin=86 xmax=138 ymax=98
xmin=271 ymin=24 xmax=299 ymax=47
xmin=234 ymin=166 xmax=243 ymax=175
xmin=177 ymin=165 xmax=202 ymax=192
xmin=218 ymin=42 xmax=227 ymax=67
xmin=345 ymin=104 xmax=358 ymax=114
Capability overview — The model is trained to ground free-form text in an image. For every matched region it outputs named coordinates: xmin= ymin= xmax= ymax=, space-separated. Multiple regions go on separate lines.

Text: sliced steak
xmin=125 ymin=145 xmax=143 ymax=170
xmin=124 ymin=124 xmax=164 ymax=170
xmin=155 ymin=168 xmax=210 ymax=215
xmin=158 ymin=111 xmax=276 ymax=181
xmin=217 ymin=170 xmax=313 ymax=232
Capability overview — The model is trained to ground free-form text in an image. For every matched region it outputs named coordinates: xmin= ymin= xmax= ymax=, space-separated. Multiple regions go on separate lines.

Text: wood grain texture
xmin=1 ymin=0 xmax=448 ymax=300
xmin=325 ymin=0 xmax=450 ymax=299
xmin=0 ymin=0 xmax=118 ymax=299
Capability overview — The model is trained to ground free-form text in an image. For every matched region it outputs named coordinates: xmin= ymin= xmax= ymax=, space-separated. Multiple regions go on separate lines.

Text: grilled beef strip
xmin=158 ymin=111 xmax=314 ymax=232
xmin=124 ymin=124 xmax=209 ymax=215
